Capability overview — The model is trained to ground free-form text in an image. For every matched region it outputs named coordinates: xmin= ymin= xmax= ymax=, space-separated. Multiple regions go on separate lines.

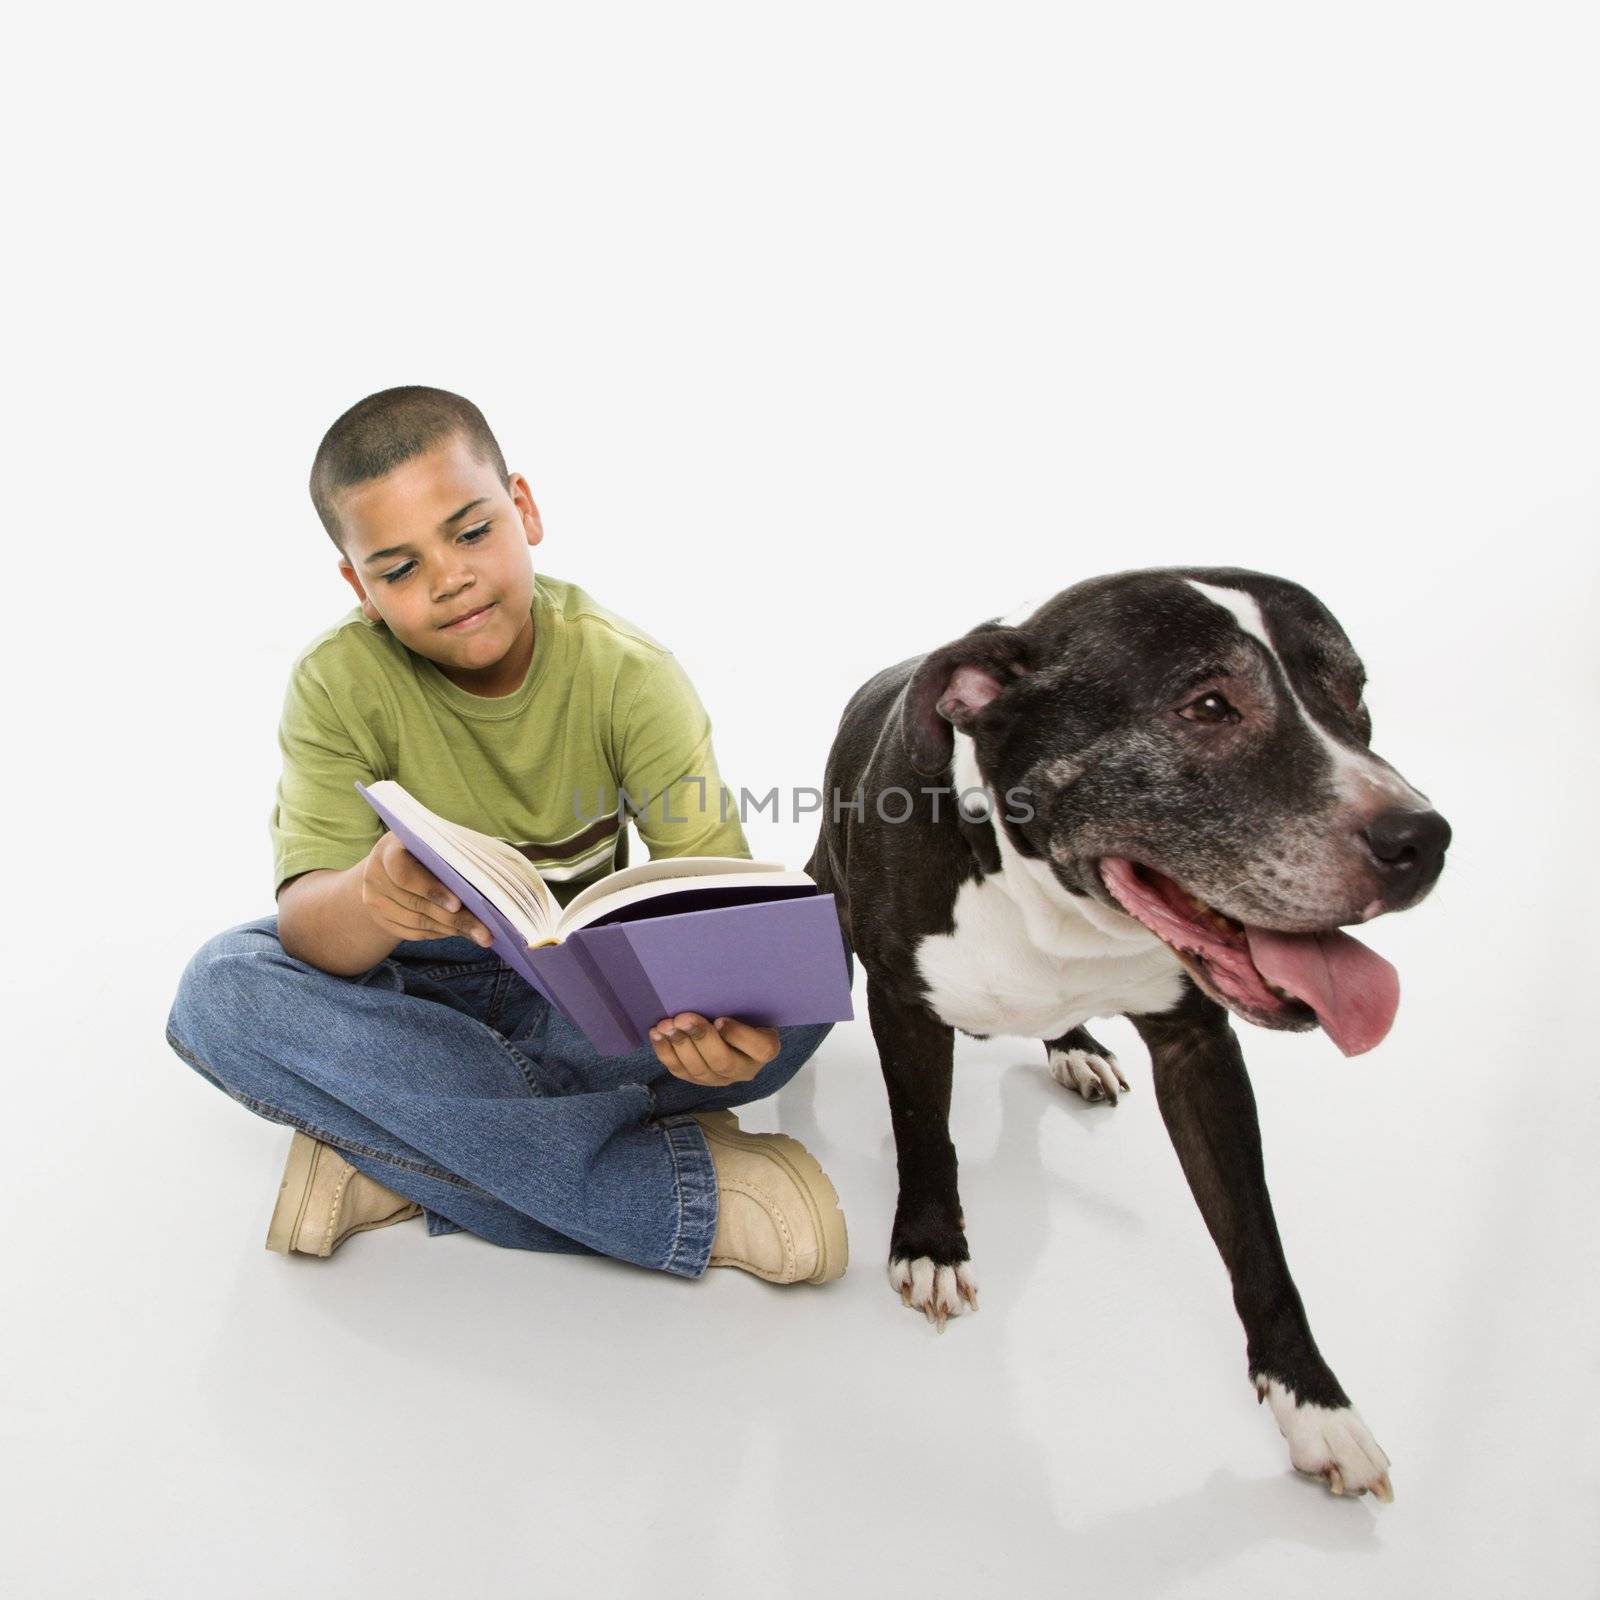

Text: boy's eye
xmin=379 ymin=523 xmax=491 ymax=583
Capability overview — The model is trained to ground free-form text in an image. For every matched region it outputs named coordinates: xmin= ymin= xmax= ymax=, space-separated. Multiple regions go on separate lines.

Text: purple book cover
xmin=356 ymin=782 xmax=855 ymax=1055
xmin=561 ymin=895 xmax=855 ymax=1052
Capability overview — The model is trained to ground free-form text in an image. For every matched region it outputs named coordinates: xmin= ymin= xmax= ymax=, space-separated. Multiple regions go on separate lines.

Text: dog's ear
xmin=902 ymin=624 xmax=1034 ymax=777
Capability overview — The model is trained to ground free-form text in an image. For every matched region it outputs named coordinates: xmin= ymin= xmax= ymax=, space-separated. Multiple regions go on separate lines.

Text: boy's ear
xmin=337 ymin=559 xmax=384 ymax=624
xmin=509 ymin=474 xmax=545 ymax=547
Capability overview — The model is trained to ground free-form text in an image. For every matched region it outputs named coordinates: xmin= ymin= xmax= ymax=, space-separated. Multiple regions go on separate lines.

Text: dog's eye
xmin=1178 ymin=692 xmax=1240 ymax=724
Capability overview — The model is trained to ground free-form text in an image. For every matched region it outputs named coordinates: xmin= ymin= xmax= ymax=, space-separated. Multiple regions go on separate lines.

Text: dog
xmin=804 ymin=567 xmax=1450 ymax=1502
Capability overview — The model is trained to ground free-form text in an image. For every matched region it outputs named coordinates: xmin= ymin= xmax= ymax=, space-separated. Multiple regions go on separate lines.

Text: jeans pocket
xmin=401 ymin=959 xmax=507 ymax=1027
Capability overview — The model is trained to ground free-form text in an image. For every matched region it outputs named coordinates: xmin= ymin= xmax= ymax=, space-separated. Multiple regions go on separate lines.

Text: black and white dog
xmin=805 ymin=567 xmax=1450 ymax=1502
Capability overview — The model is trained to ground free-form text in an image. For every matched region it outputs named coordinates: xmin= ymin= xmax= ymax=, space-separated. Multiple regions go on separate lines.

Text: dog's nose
xmin=1362 ymin=808 xmax=1451 ymax=896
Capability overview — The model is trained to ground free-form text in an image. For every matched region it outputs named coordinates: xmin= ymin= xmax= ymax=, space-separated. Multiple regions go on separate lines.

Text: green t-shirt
xmin=268 ymin=571 xmax=751 ymax=906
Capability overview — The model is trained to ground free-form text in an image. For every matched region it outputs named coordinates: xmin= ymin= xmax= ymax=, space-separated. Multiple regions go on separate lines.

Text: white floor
xmin=8 ymin=8 xmax=1599 ymax=1591
xmin=7 ymin=907 xmax=1595 ymax=1599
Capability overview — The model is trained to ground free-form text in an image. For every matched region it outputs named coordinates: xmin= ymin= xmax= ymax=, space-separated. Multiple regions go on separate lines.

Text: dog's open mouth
xmin=1098 ymin=858 xmax=1400 ymax=1056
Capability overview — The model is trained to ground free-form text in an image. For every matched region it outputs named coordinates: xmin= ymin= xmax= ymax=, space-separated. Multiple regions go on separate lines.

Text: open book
xmin=355 ymin=780 xmax=855 ymax=1056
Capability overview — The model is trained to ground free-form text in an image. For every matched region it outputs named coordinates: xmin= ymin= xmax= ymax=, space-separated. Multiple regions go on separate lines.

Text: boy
xmin=165 ymin=385 xmax=850 ymax=1286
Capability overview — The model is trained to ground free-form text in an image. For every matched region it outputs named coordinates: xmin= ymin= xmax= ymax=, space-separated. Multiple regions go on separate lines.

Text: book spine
xmin=525 ymin=942 xmax=637 ymax=1055
xmin=569 ymin=924 xmax=669 ymax=1049
xmin=563 ymin=934 xmax=651 ymax=1053
xmin=501 ymin=942 xmax=575 ymax=1026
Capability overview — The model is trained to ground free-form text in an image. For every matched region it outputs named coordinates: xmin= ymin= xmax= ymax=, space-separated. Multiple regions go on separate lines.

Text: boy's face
xmin=335 ymin=432 xmax=544 ymax=678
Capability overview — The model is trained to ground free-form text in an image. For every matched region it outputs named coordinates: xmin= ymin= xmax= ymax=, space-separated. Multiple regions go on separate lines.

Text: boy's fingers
xmin=711 ymin=1017 xmax=779 ymax=1064
xmin=372 ymin=887 xmax=479 ymax=944
xmin=385 ymin=867 xmax=481 ymax=942
xmin=377 ymin=905 xmax=447 ymax=939
xmin=651 ymin=1041 xmax=717 ymax=1084
xmin=650 ymin=1018 xmax=740 ymax=1083
xmin=376 ymin=864 xmax=451 ymax=915
xmin=678 ymin=1020 xmax=754 ymax=1083
xmin=410 ymin=894 xmax=488 ymax=945
xmin=401 ymin=871 xmax=481 ymax=935
xmin=643 ymin=1030 xmax=688 ymax=1081
xmin=667 ymin=1032 xmax=731 ymax=1083
xmin=387 ymin=878 xmax=485 ymax=942
xmin=409 ymin=875 xmax=461 ymax=915
xmin=364 ymin=880 xmax=435 ymax=930
xmin=382 ymin=843 xmax=461 ymax=913
xmin=648 ymin=1034 xmax=717 ymax=1085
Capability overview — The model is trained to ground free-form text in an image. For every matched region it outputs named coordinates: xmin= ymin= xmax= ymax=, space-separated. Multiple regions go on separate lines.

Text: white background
xmin=4 ymin=4 xmax=1596 ymax=1597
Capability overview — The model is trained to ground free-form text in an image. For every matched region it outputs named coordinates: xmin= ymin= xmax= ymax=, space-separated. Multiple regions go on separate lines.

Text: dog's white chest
xmin=913 ymin=733 xmax=1186 ymax=1039
xmin=914 ymin=866 xmax=1185 ymax=1039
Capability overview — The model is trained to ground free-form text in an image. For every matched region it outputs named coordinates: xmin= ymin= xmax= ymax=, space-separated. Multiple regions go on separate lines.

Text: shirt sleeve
xmin=616 ymin=653 xmax=751 ymax=861
xmin=268 ymin=664 xmax=385 ymax=897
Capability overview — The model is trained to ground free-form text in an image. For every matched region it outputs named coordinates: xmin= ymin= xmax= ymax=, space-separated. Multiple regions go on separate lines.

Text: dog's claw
xmin=1256 ymin=1376 xmax=1393 ymax=1502
xmin=1048 ymin=1047 xmax=1129 ymax=1105
xmin=889 ymin=1256 xmax=979 ymax=1326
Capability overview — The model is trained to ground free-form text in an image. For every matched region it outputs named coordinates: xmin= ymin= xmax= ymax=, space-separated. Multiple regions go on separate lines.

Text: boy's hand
xmin=649 ymin=1013 xmax=780 ymax=1085
xmin=359 ymin=832 xmax=495 ymax=948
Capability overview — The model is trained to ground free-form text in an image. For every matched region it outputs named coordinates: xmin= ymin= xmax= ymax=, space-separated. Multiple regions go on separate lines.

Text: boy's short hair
xmin=309 ymin=385 xmax=510 ymax=555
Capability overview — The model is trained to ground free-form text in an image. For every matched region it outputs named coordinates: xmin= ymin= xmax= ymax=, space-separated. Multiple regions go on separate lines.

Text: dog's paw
xmin=1048 ymin=1045 xmax=1130 ymax=1104
xmin=1255 ymin=1377 xmax=1394 ymax=1501
xmin=888 ymin=1255 xmax=979 ymax=1331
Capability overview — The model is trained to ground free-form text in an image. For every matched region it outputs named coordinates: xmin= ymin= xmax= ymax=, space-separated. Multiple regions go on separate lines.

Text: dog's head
xmin=902 ymin=566 xmax=1451 ymax=1054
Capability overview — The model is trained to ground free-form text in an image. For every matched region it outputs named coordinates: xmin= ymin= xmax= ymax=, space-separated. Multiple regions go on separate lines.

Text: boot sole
xmin=265 ymin=1130 xmax=322 ymax=1254
xmin=695 ymin=1110 xmax=849 ymax=1283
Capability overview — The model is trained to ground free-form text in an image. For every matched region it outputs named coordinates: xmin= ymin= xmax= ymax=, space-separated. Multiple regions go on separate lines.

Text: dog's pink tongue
xmin=1243 ymin=927 xmax=1400 ymax=1056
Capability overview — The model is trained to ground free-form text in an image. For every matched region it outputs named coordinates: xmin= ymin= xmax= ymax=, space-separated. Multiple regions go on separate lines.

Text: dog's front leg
xmin=867 ymin=977 xmax=977 ymax=1329
xmin=1131 ymin=988 xmax=1395 ymax=1501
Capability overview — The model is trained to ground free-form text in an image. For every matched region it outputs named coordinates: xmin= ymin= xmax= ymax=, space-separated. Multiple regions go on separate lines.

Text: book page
xmin=557 ymin=854 xmax=787 ymax=926
xmin=386 ymin=804 xmax=547 ymax=944
xmin=364 ymin=781 xmax=554 ymax=938
xmin=451 ymin=827 xmax=555 ymax=929
xmin=440 ymin=829 xmax=545 ymax=927
xmin=556 ymin=866 xmax=815 ymax=936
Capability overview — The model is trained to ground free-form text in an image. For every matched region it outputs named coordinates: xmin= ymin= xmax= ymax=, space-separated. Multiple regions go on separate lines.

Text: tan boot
xmin=265 ymin=1131 xmax=423 ymax=1257
xmin=691 ymin=1109 xmax=848 ymax=1284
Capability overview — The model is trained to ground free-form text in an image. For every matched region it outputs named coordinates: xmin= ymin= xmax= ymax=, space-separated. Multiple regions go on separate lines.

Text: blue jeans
xmin=164 ymin=916 xmax=852 ymax=1278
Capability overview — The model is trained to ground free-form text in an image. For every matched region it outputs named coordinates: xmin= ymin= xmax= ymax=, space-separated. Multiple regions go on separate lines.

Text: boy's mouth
xmin=440 ymin=601 xmax=497 ymax=631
